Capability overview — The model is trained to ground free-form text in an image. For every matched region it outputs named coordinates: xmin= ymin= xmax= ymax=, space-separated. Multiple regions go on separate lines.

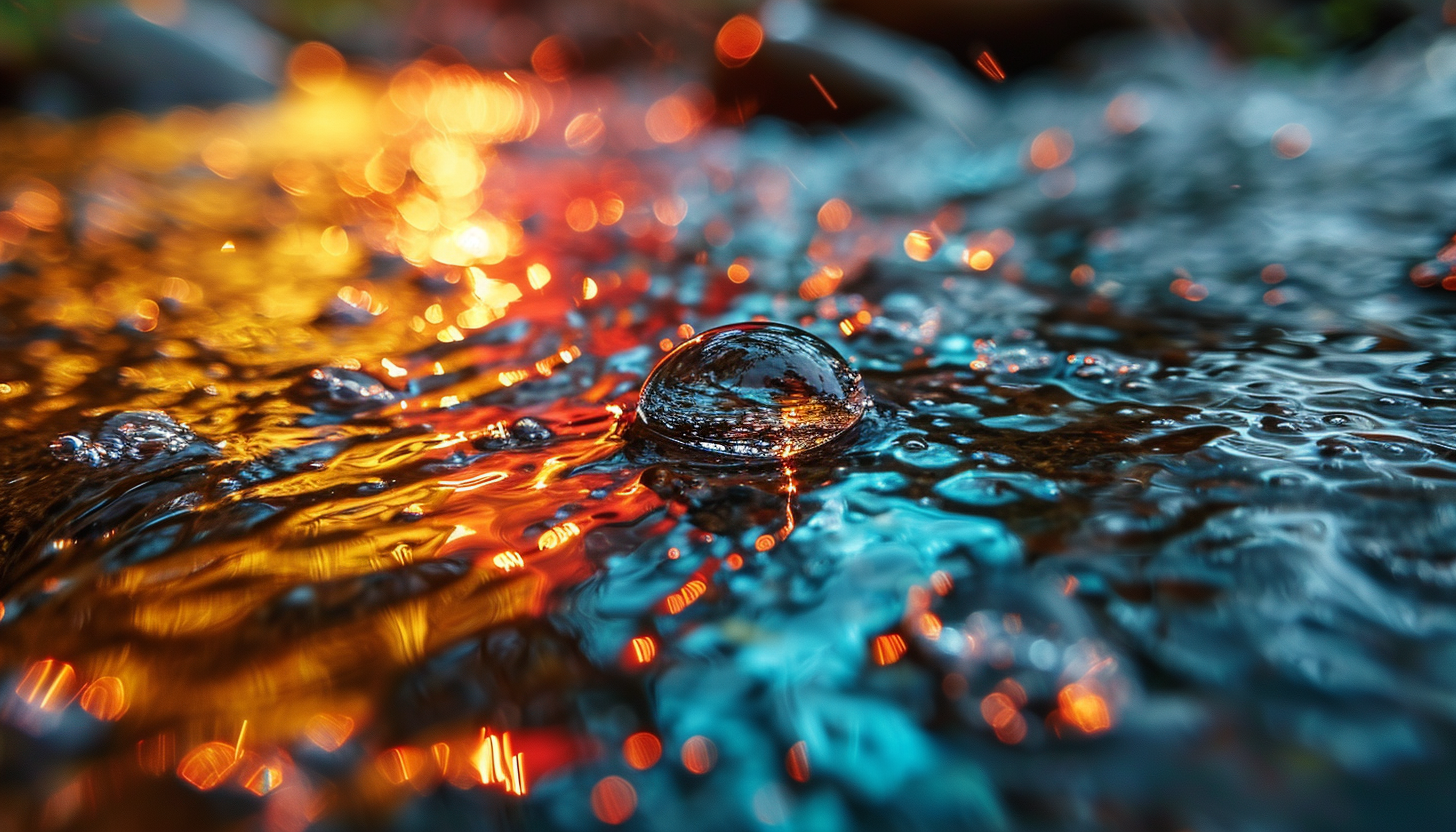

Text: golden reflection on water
xmin=0 ymin=42 xmax=706 ymax=824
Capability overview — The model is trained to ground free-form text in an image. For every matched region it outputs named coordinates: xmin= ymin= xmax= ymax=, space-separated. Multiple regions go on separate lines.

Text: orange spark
xmin=808 ymin=74 xmax=838 ymax=110
xmin=974 ymin=50 xmax=1006 ymax=82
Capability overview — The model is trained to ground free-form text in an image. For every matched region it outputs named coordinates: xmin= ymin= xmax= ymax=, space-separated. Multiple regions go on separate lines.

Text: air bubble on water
xmin=633 ymin=322 xmax=869 ymax=459
xmin=473 ymin=416 xmax=555 ymax=451
xmin=305 ymin=367 xmax=396 ymax=408
xmin=51 ymin=411 xmax=212 ymax=468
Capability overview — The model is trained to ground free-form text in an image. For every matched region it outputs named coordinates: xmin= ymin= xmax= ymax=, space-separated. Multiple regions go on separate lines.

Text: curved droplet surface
xmin=634 ymin=322 xmax=869 ymax=459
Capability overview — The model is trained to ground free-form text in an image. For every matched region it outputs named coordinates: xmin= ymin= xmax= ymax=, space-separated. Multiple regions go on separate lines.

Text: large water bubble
xmin=633 ymin=322 xmax=870 ymax=459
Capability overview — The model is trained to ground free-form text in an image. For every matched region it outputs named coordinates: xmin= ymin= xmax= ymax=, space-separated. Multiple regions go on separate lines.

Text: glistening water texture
xmin=633 ymin=322 xmax=868 ymax=458
xmin=6 ymin=25 xmax=1456 ymax=832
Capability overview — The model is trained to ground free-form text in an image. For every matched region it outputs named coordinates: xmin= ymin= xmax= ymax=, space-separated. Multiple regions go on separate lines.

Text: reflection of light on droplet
xmin=817 ymin=198 xmax=852 ymax=232
xmin=646 ymin=95 xmax=699 ymax=144
xmin=980 ymin=692 xmax=1027 ymax=743
xmin=917 ymin=612 xmax=942 ymax=640
xmin=220 ymin=241 xmax=236 ymax=253
xmin=1029 ymin=128 xmax=1074 ymax=169
xmin=564 ymin=112 xmax=606 ymax=154
xmin=727 ymin=260 xmax=751 ymax=283
xmin=904 ymin=230 xmax=937 ymax=261
xmin=798 ymin=264 xmax=843 ymax=300
xmin=664 ymin=577 xmax=708 ymax=614
xmin=133 ymin=299 xmax=160 ymax=332
xmin=272 ymin=159 xmax=316 ymax=195
xmin=872 ymin=634 xmax=907 ymax=665
xmin=1170 ymin=275 xmax=1208 ymax=301
xmin=11 ymin=189 xmax=61 ymax=230
xmin=582 ymin=277 xmax=599 ymax=300
xmin=996 ymin=678 xmax=1027 ymax=706
xmin=653 ymin=195 xmax=688 ymax=226
xmin=1058 ymin=683 xmax=1113 ymax=733
xmin=526 ymin=262 xmax=551 ymax=289
xmin=964 ymin=249 xmax=994 ymax=271
xmin=288 ymin=42 xmax=346 ymax=95
xmin=320 ymin=225 xmax=349 ymax=256
xmin=396 ymin=193 xmax=440 ymax=232
xmin=565 ymin=197 xmax=598 ymax=232
xmin=715 ymin=14 xmax=764 ymax=68
xmin=1273 ymin=123 xmax=1311 ymax=159
xmin=786 ymin=741 xmax=811 ymax=782
xmin=626 ymin=636 xmax=657 ymax=666
xmin=364 ymin=149 xmax=407 ymax=193
xmin=1105 ymin=92 xmax=1148 ymax=134
xmin=538 ymin=521 xmax=582 ymax=550
xmin=492 ymin=551 xmax=525 ymax=571
xmin=531 ymin=35 xmax=580 ymax=82
xmin=200 ymin=137 xmax=249 ymax=179
xmin=471 ymin=729 xmax=528 ymax=794
xmin=376 ymin=746 xmax=427 ymax=785
xmin=598 ymin=193 xmax=625 ymax=225
xmin=79 ymin=677 xmax=127 ymax=721
xmin=623 ymin=732 xmax=662 ymax=770
xmin=305 ymin=714 xmax=355 ymax=752
xmin=591 ymin=776 xmax=637 ymax=824
xmin=178 ymin=742 xmax=238 ymax=791
xmin=17 ymin=659 xmax=77 ymax=710
xmin=681 ymin=736 xmax=717 ymax=774
xmin=242 ymin=761 xmax=283 ymax=796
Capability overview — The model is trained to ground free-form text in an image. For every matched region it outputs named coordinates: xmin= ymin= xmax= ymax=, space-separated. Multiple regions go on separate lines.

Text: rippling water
xmin=5 ymin=24 xmax=1456 ymax=832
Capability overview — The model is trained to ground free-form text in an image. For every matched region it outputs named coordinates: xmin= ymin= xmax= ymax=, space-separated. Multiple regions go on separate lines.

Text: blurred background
xmin=2 ymin=0 xmax=1450 ymax=118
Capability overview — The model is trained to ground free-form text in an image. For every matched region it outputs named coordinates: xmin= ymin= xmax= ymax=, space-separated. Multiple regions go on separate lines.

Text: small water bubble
xmin=51 ymin=411 xmax=210 ymax=468
xmin=633 ymin=322 xmax=869 ymax=459
xmin=472 ymin=417 xmax=555 ymax=451
xmin=508 ymin=417 xmax=553 ymax=444
xmin=304 ymin=367 xmax=396 ymax=409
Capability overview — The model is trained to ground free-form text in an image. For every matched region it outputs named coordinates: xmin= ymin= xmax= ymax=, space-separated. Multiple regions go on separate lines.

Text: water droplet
xmin=472 ymin=417 xmax=555 ymax=451
xmin=633 ymin=322 xmax=869 ymax=458
xmin=301 ymin=367 xmax=396 ymax=410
